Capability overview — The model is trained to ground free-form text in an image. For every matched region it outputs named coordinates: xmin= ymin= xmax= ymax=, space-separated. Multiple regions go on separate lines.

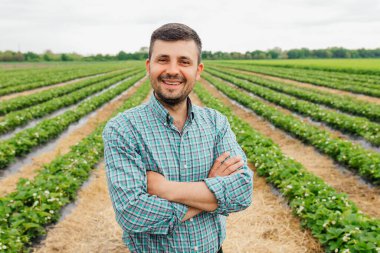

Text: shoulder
xmin=193 ymin=104 xmax=228 ymax=128
xmin=103 ymin=103 xmax=149 ymax=137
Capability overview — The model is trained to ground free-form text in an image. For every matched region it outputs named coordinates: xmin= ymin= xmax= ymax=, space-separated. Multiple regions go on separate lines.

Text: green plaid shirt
xmin=103 ymin=93 xmax=253 ymax=253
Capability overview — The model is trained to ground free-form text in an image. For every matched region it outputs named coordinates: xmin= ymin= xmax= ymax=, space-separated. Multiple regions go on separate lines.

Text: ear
xmin=196 ymin=63 xmax=204 ymax=80
xmin=145 ymin=59 xmax=150 ymax=75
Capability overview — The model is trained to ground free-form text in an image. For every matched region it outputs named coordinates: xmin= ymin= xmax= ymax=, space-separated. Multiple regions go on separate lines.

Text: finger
xmin=220 ymin=155 xmax=242 ymax=171
xmin=212 ymin=152 xmax=230 ymax=170
xmin=223 ymin=160 xmax=245 ymax=175
xmin=230 ymin=170 xmax=245 ymax=175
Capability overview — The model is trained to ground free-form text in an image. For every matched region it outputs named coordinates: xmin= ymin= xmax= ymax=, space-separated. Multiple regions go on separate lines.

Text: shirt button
xmin=194 ymin=246 xmax=198 ymax=251
xmin=189 ymin=218 xmax=193 ymax=222
xmin=184 ymin=164 xmax=187 ymax=169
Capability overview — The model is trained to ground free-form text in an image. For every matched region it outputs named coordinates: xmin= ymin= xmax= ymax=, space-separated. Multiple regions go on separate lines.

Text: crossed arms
xmin=103 ymin=117 xmax=254 ymax=235
xmin=146 ymin=151 xmax=246 ymax=222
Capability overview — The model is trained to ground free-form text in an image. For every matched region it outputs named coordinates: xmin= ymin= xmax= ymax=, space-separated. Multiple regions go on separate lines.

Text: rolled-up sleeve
xmin=102 ymin=119 xmax=188 ymax=235
xmin=203 ymin=114 xmax=254 ymax=216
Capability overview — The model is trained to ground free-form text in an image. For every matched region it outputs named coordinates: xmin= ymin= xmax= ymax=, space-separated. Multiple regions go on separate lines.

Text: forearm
xmin=164 ymin=181 xmax=218 ymax=211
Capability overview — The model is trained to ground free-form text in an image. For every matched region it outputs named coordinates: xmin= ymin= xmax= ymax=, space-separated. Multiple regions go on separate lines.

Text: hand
xmin=208 ymin=152 xmax=244 ymax=178
xmin=147 ymin=171 xmax=168 ymax=198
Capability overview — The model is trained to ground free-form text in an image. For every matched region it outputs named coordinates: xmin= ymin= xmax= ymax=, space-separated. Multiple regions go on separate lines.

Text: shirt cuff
xmin=172 ymin=202 xmax=189 ymax=223
xmin=203 ymin=177 xmax=229 ymax=216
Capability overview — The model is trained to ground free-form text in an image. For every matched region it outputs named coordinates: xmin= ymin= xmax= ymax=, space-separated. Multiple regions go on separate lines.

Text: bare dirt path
xmin=33 ymin=91 xmax=322 ymax=253
xmin=200 ymin=79 xmax=380 ymax=219
xmin=190 ymin=92 xmax=323 ymax=253
xmin=33 ymin=93 xmax=152 ymax=253
xmin=228 ymin=68 xmax=380 ymax=105
xmin=33 ymin=163 xmax=128 ymax=253
xmin=0 ymin=70 xmax=122 ymax=101
xmin=0 ymin=77 xmax=147 ymax=197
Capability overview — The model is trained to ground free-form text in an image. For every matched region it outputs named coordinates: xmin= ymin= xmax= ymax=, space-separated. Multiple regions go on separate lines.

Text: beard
xmin=152 ymin=73 xmax=191 ymax=106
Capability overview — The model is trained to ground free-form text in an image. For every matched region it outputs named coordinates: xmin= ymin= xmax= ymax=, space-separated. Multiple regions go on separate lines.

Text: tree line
xmin=1 ymin=47 xmax=380 ymax=62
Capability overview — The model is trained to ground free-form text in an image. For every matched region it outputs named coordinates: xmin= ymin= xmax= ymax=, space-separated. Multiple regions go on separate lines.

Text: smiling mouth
xmin=161 ymin=79 xmax=183 ymax=86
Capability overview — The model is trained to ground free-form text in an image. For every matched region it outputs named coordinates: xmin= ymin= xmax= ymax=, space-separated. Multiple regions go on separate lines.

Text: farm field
xmin=0 ymin=60 xmax=379 ymax=253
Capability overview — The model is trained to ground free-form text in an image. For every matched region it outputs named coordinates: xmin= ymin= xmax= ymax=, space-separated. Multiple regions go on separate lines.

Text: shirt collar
xmin=149 ymin=92 xmax=195 ymax=125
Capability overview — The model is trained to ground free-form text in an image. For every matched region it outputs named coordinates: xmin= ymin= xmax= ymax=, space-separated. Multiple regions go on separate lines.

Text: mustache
xmin=158 ymin=74 xmax=186 ymax=83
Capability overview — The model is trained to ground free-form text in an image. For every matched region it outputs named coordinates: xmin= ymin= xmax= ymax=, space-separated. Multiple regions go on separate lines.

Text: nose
xmin=166 ymin=61 xmax=180 ymax=76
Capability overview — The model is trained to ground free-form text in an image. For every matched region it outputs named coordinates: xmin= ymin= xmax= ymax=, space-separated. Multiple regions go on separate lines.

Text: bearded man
xmin=103 ymin=23 xmax=253 ymax=253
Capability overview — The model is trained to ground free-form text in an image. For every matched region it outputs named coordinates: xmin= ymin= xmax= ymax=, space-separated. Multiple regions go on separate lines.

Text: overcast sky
xmin=0 ymin=0 xmax=379 ymax=55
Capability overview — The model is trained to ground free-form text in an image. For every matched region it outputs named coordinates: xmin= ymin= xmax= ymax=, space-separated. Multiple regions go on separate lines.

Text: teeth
xmin=163 ymin=80 xmax=181 ymax=85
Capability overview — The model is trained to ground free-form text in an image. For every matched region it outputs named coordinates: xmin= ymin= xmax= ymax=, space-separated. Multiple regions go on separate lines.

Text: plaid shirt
xmin=103 ymin=93 xmax=253 ymax=253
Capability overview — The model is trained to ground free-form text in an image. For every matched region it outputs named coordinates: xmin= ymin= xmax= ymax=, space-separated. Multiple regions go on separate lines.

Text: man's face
xmin=146 ymin=40 xmax=204 ymax=106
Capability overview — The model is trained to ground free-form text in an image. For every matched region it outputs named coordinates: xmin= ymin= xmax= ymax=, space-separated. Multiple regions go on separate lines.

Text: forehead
xmin=151 ymin=40 xmax=198 ymax=59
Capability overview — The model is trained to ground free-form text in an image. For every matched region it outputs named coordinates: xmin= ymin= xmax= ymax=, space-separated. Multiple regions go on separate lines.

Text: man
xmin=103 ymin=23 xmax=253 ymax=253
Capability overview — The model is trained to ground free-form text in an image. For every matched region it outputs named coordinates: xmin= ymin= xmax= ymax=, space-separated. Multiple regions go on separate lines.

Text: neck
xmin=155 ymin=94 xmax=189 ymax=131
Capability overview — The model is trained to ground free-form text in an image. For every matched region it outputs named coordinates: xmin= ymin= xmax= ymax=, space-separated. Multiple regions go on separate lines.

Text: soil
xmin=212 ymin=75 xmax=378 ymax=152
xmin=0 ymin=70 xmax=122 ymax=101
xmin=0 ymin=77 xmax=147 ymax=197
xmin=199 ymin=78 xmax=380 ymax=219
xmin=33 ymin=93 xmax=152 ymax=253
xmin=231 ymin=69 xmax=380 ymax=105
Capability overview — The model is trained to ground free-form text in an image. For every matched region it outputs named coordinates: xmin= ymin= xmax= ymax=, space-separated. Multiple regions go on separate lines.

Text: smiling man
xmin=103 ymin=23 xmax=254 ymax=253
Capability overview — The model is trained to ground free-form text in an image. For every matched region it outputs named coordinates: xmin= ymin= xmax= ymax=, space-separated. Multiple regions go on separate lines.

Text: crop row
xmin=0 ymin=72 xmax=146 ymax=170
xmin=0 ymin=69 xmax=144 ymax=135
xmin=220 ymin=59 xmax=380 ymax=76
xmin=0 ymin=68 xmax=141 ymax=115
xmin=228 ymin=63 xmax=380 ymax=88
xmin=201 ymin=73 xmax=380 ymax=185
xmin=208 ymin=66 xmax=380 ymax=122
xmin=194 ymin=82 xmax=380 ymax=253
xmin=204 ymin=70 xmax=380 ymax=147
xmin=211 ymin=62 xmax=380 ymax=88
xmin=0 ymin=80 xmax=150 ymax=252
xmin=211 ymin=63 xmax=380 ymax=97
xmin=0 ymin=62 xmax=131 ymax=90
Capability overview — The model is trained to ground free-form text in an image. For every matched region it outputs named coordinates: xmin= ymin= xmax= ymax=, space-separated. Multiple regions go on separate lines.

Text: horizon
xmin=1 ymin=0 xmax=379 ymax=55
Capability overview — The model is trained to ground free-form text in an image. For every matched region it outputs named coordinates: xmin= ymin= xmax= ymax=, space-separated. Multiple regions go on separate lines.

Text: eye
xmin=157 ymin=58 xmax=168 ymax=63
xmin=181 ymin=60 xmax=190 ymax=65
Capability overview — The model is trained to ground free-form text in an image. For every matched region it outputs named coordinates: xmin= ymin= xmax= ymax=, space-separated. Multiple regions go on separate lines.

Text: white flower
xmin=287 ymin=185 xmax=293 ymax=189
xmin=342 ymin=233 xmax=350 ymax=242
xmin=296 ymin=206 xmax=304 ymax=214
xmin=49 ymin=210 xmax=54 ymax=214
xmin=342 ymin=249 xmax=350 ymax=253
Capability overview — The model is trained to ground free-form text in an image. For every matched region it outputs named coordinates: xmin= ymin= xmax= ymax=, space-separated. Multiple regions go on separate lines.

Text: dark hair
xmin=149 ymin=23 xmax=202 ymax=63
